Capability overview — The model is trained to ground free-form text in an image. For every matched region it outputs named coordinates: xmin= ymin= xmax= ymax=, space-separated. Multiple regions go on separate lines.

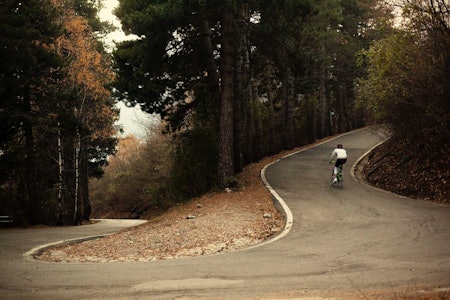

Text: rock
xmin=48 ymin=250 xmax=66 ymax=261
xmin=263 ymin=213 xmax=272 ymax=218
xmin=177 ymin=247 xmax=203 ymax=257
xmin=186 ymin=214 xmax=196 ymax=219
xmin=231 ymin=237 xmax=253 ymax=248
xmin=209 ymin=242 xmax=227 ymax=253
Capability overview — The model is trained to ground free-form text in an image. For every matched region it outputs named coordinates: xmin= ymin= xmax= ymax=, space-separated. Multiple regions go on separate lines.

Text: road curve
xmin=1 ymin=127 xmax=449 ymax=300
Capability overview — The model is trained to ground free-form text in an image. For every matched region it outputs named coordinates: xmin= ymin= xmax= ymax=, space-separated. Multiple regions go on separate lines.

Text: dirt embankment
xmin=361 ymin=137 xmax=449 ymax=205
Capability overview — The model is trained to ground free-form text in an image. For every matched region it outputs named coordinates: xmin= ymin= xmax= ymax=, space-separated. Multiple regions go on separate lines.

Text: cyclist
xmin=330 ymin=144 xmax=347 ymax=183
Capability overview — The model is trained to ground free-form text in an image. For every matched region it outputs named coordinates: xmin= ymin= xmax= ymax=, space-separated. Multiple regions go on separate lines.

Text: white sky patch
xmin=98 ymin=0 xmax=138 ymax=52
xmin=98 ymin=0 xmax=153 ymax=139
xmin=115 ymin=102 xmax=159 ymax=139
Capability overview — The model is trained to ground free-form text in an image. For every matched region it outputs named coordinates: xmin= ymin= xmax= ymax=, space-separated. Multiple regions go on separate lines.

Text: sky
xmin=98 ymin=0 xmax=132 ymax=49
xmin=98 ymin=0 xmax=154 ymax=139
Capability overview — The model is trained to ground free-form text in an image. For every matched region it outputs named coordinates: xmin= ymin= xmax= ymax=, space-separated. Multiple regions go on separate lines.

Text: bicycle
xmin=330 ymin=161 xmax=344 ymax=188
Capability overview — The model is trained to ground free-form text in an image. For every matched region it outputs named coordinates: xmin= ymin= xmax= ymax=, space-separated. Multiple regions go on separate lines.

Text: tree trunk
xmin=73 ymin=94 xmax=86 ymax=225
xmin=199 ymin=18 xmax=220 ymax=102
xmin=57 ymin=121 xmax=65 ymax=225
xmin=318 ymin=79 xmax=327 ymax=138
xmin=274 ymin=47 xmax=295 ymax=149
xmin=318 ymin=45 xmax=328 ymax=138
xmin=283 ymin=71 xmax=295 ymax=149
xmin=80 ymin=136 xmax=90 ymax=221
xmin=218 ymin=7 xmax=235 ymax=188
xmin=73 ymin=125 xmax=81 ymax=225
xmin=24 ymin=117 xmax=40 ymax=225
xmin=23 ymin=88 xmax=40 ymax=225
xmin=252 ymin=78 xmax=264 ymax=161
xmin=233 ymin=3 xmax=251 ymax=172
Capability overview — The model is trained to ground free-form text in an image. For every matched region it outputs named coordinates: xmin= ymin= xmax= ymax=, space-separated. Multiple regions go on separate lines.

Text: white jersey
xmin=331 ymin=148 xmax=347 ymax=160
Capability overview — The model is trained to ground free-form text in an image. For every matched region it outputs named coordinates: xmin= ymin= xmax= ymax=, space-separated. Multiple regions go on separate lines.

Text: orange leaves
xmin=56 ymin=5 xmax=113 ymax=103
xmin=52 ymin=3 xmax=118 ymax=138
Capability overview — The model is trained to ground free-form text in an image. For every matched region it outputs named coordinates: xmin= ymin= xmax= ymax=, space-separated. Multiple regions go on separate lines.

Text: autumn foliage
xmin=0 ymin=1 xmax=117 ymax=225
xmin=90 ymin=131 xmax=175 ymax=219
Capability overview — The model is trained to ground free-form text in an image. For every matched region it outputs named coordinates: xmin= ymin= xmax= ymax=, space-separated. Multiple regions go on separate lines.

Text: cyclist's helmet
xmin=337 ymin=144 xmax=343 ymax=149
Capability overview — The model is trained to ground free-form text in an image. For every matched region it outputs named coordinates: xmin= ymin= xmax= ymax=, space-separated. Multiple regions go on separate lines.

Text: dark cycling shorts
xmin=335 ymin=158 xmax=347 ymax=168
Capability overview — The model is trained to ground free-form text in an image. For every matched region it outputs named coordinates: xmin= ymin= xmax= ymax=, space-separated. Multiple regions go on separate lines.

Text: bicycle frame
xmin=331 ymin=164 xmax=344 ymax=188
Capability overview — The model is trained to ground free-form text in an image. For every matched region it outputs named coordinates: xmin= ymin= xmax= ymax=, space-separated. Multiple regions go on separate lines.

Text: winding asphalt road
xmin=1 ymin=127 xmax=449 ymax=299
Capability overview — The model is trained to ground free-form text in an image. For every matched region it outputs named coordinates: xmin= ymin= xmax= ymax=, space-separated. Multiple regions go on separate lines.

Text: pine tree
xmin=0 ymin=0 xmax=61 ymax=225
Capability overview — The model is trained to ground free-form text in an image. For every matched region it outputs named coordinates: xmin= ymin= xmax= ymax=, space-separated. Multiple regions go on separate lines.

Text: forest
xmin=0 ymin=0 xmax=448 ymax=226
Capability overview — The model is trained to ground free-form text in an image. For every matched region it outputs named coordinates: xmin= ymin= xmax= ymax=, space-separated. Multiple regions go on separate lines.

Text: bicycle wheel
xmin=338 ymin=176 xmax=343 ymax=188
xmin=337 ymin=169 xmax=344 ymax=188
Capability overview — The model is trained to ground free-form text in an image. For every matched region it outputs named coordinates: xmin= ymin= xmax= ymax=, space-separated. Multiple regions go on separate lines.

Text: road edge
xmin=23 ymin=219 xmax=147 ymax=262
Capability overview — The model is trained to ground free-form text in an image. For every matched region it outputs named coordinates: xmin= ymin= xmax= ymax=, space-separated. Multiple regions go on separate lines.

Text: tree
xmin=0 ymin=0 xmax=61 ymax=225
xmin=0 ymin=0 xmax=117 ymax=226
xmin=357 ymin=0 xmax=449 ymax=145
xmin=90 ymin=131 xmax=175 ymax=218
xmin=255 ymin=0 xmax=314 ymax=145
xmin=114 ymin=0 xmax=238 ymax=187
xmin=112 ymin=0 xmax=377 ymax=196
xmin=355 ymin=0 xmax=449 ymax=201
xmin=217 ymin=5 xmax=236 ymax=187
xmin=53 ymin=0 xmax=118 ymax=224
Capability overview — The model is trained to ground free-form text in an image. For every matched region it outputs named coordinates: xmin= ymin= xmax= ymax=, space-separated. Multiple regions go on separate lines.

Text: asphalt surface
xmin=1 ymin=127 xmax=449 ymax=300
